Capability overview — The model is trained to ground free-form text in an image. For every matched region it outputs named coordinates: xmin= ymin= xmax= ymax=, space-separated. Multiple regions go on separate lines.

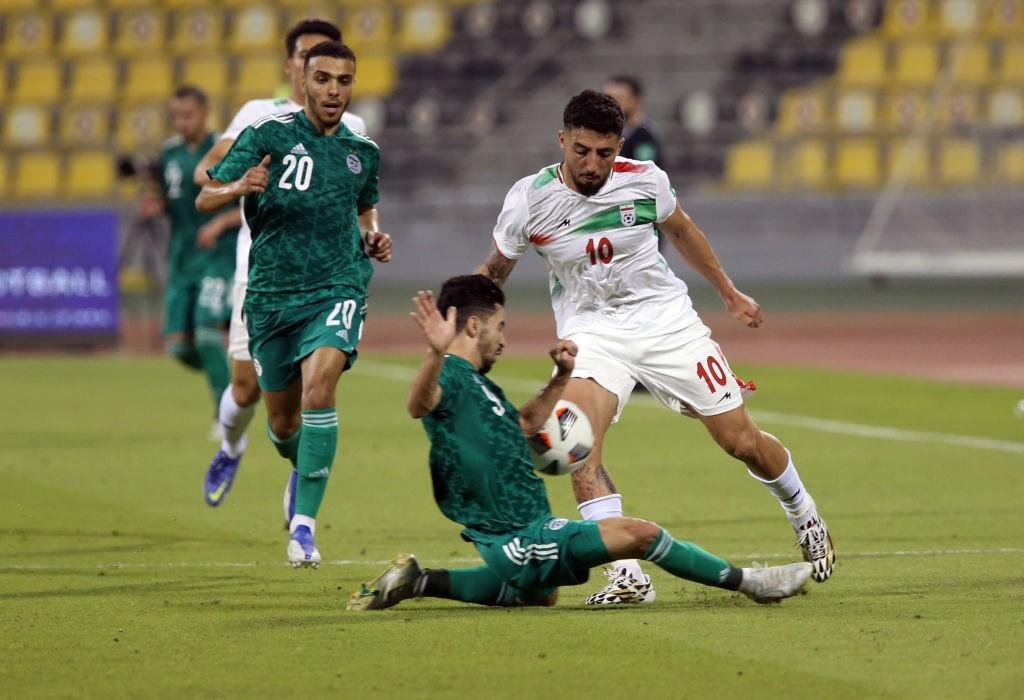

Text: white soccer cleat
xmin=583 ymin=566 xmax=657 ymax=605
xmin=790 ymin=498 xmax=836 ymax=582
xmin=287 ymin=525 xmax=321 ymax=569
xmin=347 ymin=554 xmax=423 ymax=611
xmin=739 ymin=562 xmax=813 ymax=604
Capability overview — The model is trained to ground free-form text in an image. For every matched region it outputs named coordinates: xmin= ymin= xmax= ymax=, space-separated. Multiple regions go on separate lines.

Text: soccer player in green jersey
xmin=196 ymin=41 xmax=392 ymax=567
xmin=151 ymin=85 xmax=239 ymax=445
xmin=348 ymin=276 xmax=812 ymax=610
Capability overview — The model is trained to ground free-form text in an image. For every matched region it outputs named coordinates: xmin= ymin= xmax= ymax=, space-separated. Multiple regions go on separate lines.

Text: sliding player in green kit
xmin=348 ymin=276 xmax=813 ymax=610
xmin=196 ymin=42 xmax=392 ymax=567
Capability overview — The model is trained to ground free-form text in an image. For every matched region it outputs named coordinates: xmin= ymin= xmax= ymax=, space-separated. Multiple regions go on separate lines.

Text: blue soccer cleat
xmin=287 ymin=524 xmax=321 ymax=569
xmin=282 ymin=469 xmax=297 ymax=529
xmin=204 ymin=450 xmax=241 ymax=507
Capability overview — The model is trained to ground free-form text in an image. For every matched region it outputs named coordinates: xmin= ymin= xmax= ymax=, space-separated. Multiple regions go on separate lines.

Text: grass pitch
xmin=1 ymin=354 xmax=1022 ymax=698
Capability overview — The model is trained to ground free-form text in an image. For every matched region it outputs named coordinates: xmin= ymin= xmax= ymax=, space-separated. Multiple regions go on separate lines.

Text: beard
xmin=479 ymin=357 xmax=495 ymax=375
xmin=572 ymin=172 xmax=606 ymax=196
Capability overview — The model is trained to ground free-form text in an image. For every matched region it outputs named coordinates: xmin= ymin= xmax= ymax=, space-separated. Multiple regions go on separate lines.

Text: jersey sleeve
xmin=343 ymin=112 xmax=367 ymax=135
xmin=491 ymin=180 xmax=530 ymax=260
xmin=430 ymin=361 xmax=466 ymax=418
xmin=357 ymin=150 xmax=380 ymax=209
xmin=222 ymin=100 xmax=262 ymax=140
xmin=206 ymin=126 xmax=264 ymax=183
xmin=652 ymin=166 xmax=677 ymax=223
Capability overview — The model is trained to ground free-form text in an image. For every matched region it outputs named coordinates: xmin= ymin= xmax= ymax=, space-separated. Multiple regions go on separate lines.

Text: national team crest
xmin=619 ymin=202 xmax=636 ymax=226
xmin=346 ymin=154 xmax=362 ymax=174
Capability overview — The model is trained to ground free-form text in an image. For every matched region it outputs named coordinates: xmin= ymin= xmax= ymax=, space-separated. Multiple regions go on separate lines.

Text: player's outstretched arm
xmin=475 ymin=244 xmax=518 ymax=287
xmin=195 ymin=155 xmax=270 ymax=213
xmin=406 ymin=291 xmax=456 ymax=419
xmin=518 ymin=340 xmax=576 ymax=436
xmin=659 ymin=201 xmax=764 ymax=328
xmin=193 ymin=137 xmax=234 ymax=186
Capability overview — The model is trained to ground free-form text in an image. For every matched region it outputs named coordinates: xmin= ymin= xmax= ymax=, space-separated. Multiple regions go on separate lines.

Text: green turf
xmin=2 ymin=355 xmax=1022 ymax=698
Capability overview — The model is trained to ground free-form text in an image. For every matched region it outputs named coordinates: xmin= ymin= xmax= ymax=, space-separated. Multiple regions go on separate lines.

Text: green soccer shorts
xmin=163 ymin=274 xmax=232 ymax=336
xmin=246 ymin=296 xmax=366 ymax=392
xmin=471 ymin=517 xmax=610 ymax=598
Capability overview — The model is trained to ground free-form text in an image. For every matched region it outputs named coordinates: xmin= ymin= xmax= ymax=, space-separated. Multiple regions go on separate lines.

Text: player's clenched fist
xmin=364 ymin=231 xmax=393 ymax=262
xmin=549 ymin=340 xmax=578 ymax=377
xmin=235 ymin=154 xmax=271 ymax=196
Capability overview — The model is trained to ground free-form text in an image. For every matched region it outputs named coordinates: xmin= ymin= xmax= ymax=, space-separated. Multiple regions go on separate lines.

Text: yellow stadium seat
xmin=61 ymin=104 xmax=112 ymax=146
xmin=123 ymin=57 xmax=174 ymax=102
xmin=3 ymin=105 xmax=51 ymax=148
xmin=894 ymin=40 xmax=940 ymax=84
xmin=938 ymin=138 xmax=980 ymax=185
xmin=948 ymin=41 xmax=991 ymax=84
xmin=997 ymin=142 xmax=1024 ymax=183
xmin=228 ymin=5 xmax=279 ymax=52
xmin=776 ymin=87 xmax=828 ymax=136
xmin=234 ymin=55 xmax=285 ymax=101
xmin=984 ymin=0 xmax=1024 ymax=36
xmin=107 ymin=0 xmax=157 ymax=8
xmin=171 ymin=8 xmax=224 ymax=53
xmin=987 ymin=87 xmax=1024 ymax=127
xmin=396 ymin=2 xmax=452 ymax=54
xmin=69 ymin=57 xmax=118 ymax=102
xmin=784 ymin=139 xmax=829 ymax=190
xmin=724 ymin=140 xmax=774 ymax=190
xmin=343 ymin=4 xmax=394 ymax=51
xmin=886 ymin=139 xmax=931 ymax=187
xmin=938 ymin=0 xmax=981 ymax=36
xmin=884 ymin=0 xmax=933 ymax=36
xmin=884 ymin=90 xmax=927 ymax=131
xmin=116 ymin=8 xmax=167 ymax=55
xmin=116 ymin=103 xmax=168 ymax=151
xmin=11 ymin=60 xmax=62 ymax=103
xmin=838 ymin=37 xmax=888 ymax=86
xmin=0 ymin=0 xmax=45 ymax=10
xmin=3 ymin=13 xmax=54 ymax=57
xmin=280 ymin=2 xmax=341 ymax=25
xmin=835 ymin=90 xmax=878 ymax=133
xmin=50 ymin=0 xmax=96 ymax=9
xmin=162 ymin=0 xmax=210 ymax=8
xmin=355 ymin=53 xmax=397 ymax=97
xmin=998 ymin=42 xmax=1024 ymax=83
xmin=836 ymin=138 xmax=882 ymax=189
xmin=939 ymin=88 xmax=978 ymax=127
xmin=59 ymin=9 xmax=110 ymax=55
xmin=180 ymin=55 xmax=229 ymax=100
xmin=13 ymin=151 xmax=61 ymax=200
xmin=67 ymin=151 xmax=116 ymax=199
xmin=0 ymin=156 xmax=8 ymax=200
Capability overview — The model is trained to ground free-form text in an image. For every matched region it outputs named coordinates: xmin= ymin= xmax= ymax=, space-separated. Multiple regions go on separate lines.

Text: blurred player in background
xmin=476 ymin=90 xmax=835 ymax=605
xmin=141 ymin=85 xmax=239 ymax=448
xmin=193 ymin=19 xmax=366 ymax=510
xmin=197 ymin=41 xmax=391 ymax=567
xmin=347 ymin=276 xmax=812 ymax=611
xmin=604 ymin=75 xmax=663 ymax=166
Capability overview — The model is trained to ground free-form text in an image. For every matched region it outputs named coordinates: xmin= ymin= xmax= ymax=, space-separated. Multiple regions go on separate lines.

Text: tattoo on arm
xmin=570 ymin=463 xmax=619 ymax=503
xmin=475 ymin=247 xmax=517 ymax=287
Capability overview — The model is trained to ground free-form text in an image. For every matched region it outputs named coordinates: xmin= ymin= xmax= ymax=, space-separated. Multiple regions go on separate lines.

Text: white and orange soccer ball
xmin=527 ymin=400 xmax=594 ymax=476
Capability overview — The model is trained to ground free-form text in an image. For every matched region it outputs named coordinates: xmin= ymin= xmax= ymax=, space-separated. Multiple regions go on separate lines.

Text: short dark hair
xmin=285 ymin=19 xmax=341 ymax=58
xmin=563 ymin=89 xmax=624 ymax=136
xmin=303 ymin=41 xmax=356 ymax=70
xmin=607 ymin=75 xmax=642 ymax=98
xmin=171 ymin=84 xmax=208 ymax=106
xmin=436 ymin=275 xmax=506 ymax=332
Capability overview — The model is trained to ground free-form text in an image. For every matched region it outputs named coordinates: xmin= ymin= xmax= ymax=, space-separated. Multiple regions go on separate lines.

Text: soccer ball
xmin=527 ymin=400 xmax=593 ymax=476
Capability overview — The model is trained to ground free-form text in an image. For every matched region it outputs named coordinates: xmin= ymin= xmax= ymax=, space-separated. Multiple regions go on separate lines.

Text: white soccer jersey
xmin=492 ymin=158 xmax=700 ymax=339
xmin=221 ymin=98 xmax=367 ymax=282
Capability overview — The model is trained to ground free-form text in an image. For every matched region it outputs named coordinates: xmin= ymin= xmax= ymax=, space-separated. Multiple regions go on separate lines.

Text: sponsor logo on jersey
xmin=619 ymin=202 xmax=636 ymax=226
xmin=346 ymin=154 xmax=362 ymax=174
xmin=290 ymin=143 xmax=308 ymax=155
xmin=547 ymin=518 xmax=569 ymax=531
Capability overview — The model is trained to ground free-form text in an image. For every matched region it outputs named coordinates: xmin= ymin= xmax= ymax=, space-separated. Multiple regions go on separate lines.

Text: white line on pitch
xmin=3 ymin=547 xmax=1023 ymax=572
xmin=356 ymin=361 xmax=1024 ymax=456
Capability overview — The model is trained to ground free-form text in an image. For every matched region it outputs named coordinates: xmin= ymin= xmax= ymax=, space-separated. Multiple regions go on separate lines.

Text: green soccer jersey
xmin=422 ymin=355 xmax=552 ymax=541
xmin=206 ymin=109 xmax=380 ymax=312
xmin=160 ymin=133 xmax=238 ymax=283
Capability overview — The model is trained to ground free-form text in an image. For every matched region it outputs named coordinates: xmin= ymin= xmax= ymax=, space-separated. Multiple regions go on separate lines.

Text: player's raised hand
xmin=411 ymin=290 xmax=456 ymax=354
xmin=235 ymin=155 xmax=271 ymax=196
xmin=549 ymin=339 xmax=578 ymax=377
xmin=724 ymin=289 xmax=764 ymax=328
xmin=364 ymin=231 xmax=393 ymax=262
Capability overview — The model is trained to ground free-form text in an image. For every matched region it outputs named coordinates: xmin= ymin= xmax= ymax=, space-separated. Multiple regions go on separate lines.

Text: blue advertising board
xmin=0 ymin=210 xmax=120 ymax=336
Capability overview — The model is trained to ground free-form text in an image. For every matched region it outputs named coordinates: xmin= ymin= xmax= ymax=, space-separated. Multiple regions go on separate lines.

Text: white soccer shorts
xmin=566 ymin=322 xmax=751 ymax=422
xmin=227 ymin=279 xmax=250 ymax=361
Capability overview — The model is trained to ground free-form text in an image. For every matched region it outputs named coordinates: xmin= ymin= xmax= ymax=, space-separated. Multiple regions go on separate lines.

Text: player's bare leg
xmin=699 ymin=405 xmax=835 ymax=582
xmin=562 ymin=378 xmax=655 ymax=604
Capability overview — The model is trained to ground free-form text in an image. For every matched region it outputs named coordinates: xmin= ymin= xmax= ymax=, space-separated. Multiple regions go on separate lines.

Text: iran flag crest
xmin=619 ymin=202 xmax=636 ymax=226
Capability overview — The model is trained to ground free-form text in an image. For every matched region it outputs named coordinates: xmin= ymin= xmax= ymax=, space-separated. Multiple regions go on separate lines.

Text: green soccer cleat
xmin=739 ymin=562 xmax=813 ymax=604
xmin=347 ymin=554 xmax=423 ymax=611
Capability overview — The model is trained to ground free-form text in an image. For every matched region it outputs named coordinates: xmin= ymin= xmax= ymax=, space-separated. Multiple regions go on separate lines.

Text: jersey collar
xmin=296 ymin=108 xmax=351 ymax=139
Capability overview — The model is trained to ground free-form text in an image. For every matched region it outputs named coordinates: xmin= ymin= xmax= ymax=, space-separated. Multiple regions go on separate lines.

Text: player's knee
xmin=720 ymin=427 xmax=761 ymax=464
xmin=232 ymin=374 xmax=261 ymax=407
xmin=301 ymin=384 xmax=334 ymax=410
xmin=624 ymin=518 xmax=661 ymax=556
xmin=267 ymin=412 xmax=300 ymax=440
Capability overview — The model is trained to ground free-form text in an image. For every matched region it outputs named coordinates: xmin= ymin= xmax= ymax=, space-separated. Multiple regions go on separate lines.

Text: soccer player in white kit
xmin=476 ymin=90 xmax=835 ymax=604
xmin=192 ymin=19 xmax=366 ymax=511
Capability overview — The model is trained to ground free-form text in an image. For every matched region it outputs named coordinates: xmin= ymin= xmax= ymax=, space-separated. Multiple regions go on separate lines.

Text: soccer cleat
xmin=790 ymin=498 xmax=836 ymax=582
xmin=347 ymin=554 xmax=423 ymax=611
xmin=287 ymin=525 xmax=320 ymax=569
xmin=282 ymin=469 xmax=297 ymax=530
xmin=739 ymin=562 xmax=813 ymax=604
xmin=203 ymin=450 xmax=241 ymax=507
xmin=583 ymin=566 xmax=657 ymax=605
